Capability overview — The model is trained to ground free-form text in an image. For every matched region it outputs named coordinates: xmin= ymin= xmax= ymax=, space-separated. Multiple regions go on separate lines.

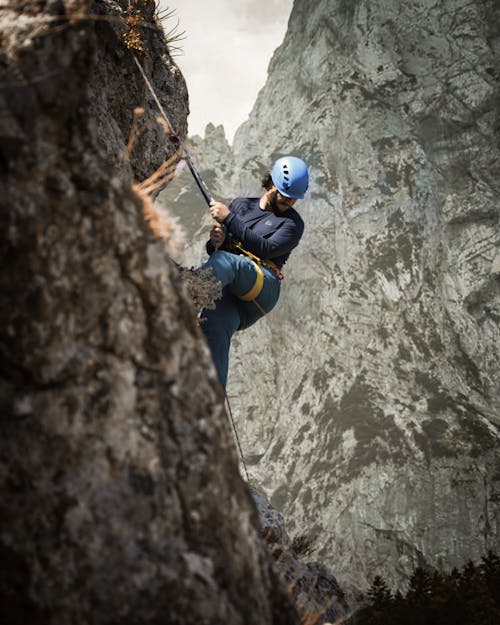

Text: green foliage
xmin=355 ymin=552 xmax=500 ymax=625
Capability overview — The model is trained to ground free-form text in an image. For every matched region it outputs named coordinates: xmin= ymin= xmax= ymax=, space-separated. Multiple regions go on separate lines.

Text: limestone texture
xmin=251 ymin=488 xmax=351 ymax=624
xmin=164 ymin=0 xmax=500 ymax=590
xmin=0 ymin=1 xmax=299 ymax=623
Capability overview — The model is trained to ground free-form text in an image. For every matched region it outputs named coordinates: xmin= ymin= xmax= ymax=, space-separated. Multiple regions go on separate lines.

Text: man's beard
xmin=268 ymin=190 xmax=289 ymax=214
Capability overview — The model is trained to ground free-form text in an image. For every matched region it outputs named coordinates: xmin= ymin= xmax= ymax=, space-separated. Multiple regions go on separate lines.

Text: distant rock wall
xmin=232 ymin=0 xmax=500 ymax=590
xmin=0 ymin=2 xmax=298 ymax=623
xmin=169 ymin=0 xmax=500 ymax=590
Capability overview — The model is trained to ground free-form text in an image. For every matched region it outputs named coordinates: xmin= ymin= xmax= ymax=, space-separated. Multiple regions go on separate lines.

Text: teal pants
xmin=201 ymin=251 xmax=280 ymax=389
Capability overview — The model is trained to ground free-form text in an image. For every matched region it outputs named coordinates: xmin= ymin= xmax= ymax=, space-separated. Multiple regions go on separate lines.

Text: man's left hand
xmin=210 ymin=201 xmax=230 ymax=223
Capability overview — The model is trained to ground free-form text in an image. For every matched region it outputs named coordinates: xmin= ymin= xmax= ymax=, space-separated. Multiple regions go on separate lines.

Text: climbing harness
xmin=233 ymin=243 xmax=283 ymax=281
xmin=238 ymin=261 xmax=264 ymax=302
xmin=238 ymin=260 xmax=266 ymax=315
xmin=231 ymin=243 xmax=283 ymax=316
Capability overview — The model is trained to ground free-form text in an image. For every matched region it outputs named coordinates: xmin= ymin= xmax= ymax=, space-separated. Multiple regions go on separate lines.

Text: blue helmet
xmin=271 ymin=156 xmax=309 ymax=199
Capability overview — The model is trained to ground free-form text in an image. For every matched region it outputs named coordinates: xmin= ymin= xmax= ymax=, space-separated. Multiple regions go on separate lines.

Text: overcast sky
xmin=161 ymin=0 xmax=294 ymax=144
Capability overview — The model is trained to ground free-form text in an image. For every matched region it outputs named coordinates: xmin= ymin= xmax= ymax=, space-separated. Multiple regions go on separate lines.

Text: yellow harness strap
xmin=233 ymin=243 xmax=283 ymax=315
xmin=233 ymin=243 xmax=281 ymax=278
xmin=238 ymin=260 xmax=264 ymax=301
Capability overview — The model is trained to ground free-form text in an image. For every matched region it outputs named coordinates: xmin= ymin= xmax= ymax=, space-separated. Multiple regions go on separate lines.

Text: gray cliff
xmin=0 ymin=1 xmax=299 ymax=623
xmin=168 ymin=0 xmax=500 ymax=590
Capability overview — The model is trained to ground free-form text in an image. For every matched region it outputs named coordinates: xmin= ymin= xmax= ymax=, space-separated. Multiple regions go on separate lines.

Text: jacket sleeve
xmin=223 ymin=211 xmax=304 ymax=260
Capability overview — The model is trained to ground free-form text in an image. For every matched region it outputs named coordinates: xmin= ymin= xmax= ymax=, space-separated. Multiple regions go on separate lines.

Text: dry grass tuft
xmin=122 ymin=1 xmax=185 ymax=55
xmin=133 ymin=184 xmax=177 ymax=241
xmin=132 ymin=150 xmax=185 ymax=254
xmin=127 ymin=107 xmax=146 ymax=156
xmin=129 ymin=104 xmax=185 ymax=252
xmin=291 ymin=532 xmax=318 ymax=559
xmin=153 ymin=1 xmax=185 ymax=56
xmin=134 ymin=146 xmax=182 ymax=197
xmin=179 ymin=267 xmax=221 ymax=312
xmin=298 ymin=605 xmax=326 ymax=625
xmin=123 ymin=2 xmax=146 ymax=53
xmin=1 ymin=1 xmax=184 ymax=56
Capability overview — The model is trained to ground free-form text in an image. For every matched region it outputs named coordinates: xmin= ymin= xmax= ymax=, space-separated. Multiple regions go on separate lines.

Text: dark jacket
xmin=206 ymin=197 xmax=304 ymax=269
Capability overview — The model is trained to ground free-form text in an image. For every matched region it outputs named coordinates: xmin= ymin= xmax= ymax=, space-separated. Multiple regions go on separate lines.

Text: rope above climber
xmin=199 ymin=156 xmax=310 ymax=389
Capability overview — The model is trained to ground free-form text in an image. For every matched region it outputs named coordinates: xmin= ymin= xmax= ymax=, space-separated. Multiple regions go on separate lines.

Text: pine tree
xmin=407 ymin=566 xmax=432 ymax=604
xmin=357 ymin=575 xmax=393 ymax=625
xmin=355 ymin=553 xmax=500 ymax=625
xmin=406 ymin=566 xmax=433 ymax=625
xmin=428 ymin=569 xmax=450 ymax=625
xmin=433 ymin=567 xmax=463 ymax=625
xmin=481 ymin=550 xmax=500 ymax=610
xmin=388 ymin=590 xmax=407 ymax=625
xmin=368 ymin=575 xmax=392 ymax=610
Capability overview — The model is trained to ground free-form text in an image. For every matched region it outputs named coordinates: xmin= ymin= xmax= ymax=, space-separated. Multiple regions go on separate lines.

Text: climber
xmin=200 ymin=156 xmax=309 ymax=389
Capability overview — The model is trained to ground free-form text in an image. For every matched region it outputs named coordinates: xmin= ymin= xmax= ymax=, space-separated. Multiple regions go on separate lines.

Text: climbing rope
xmin=132 ymin=54 xmax=213 ymax=206
xmin=132 ymin=54 xmax=250 ymax=482
xmin=225 ymin=395 xmax=250 ymax=482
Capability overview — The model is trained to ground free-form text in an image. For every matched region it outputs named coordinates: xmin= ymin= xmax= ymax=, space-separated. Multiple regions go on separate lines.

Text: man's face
xmin=269 ymin=186 xmax=297 ymax=213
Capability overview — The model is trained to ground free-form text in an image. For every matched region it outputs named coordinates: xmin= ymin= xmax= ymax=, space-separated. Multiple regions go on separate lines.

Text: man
xmin=201 ymin=156 xmax=309 ymax=389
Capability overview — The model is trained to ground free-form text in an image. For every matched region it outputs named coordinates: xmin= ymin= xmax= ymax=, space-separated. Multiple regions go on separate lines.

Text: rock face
xmin=251 ymin=488 xmax=351 ymax=625
xmin=169 ymin=0 xmax=500 ymax=590
xmin=0 ymin=2 xmax=299 ymax=623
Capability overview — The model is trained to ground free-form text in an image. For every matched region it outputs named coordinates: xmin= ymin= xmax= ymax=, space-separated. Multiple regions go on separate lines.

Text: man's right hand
xmin=209 ymin=224 xmax=226 ymax=249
